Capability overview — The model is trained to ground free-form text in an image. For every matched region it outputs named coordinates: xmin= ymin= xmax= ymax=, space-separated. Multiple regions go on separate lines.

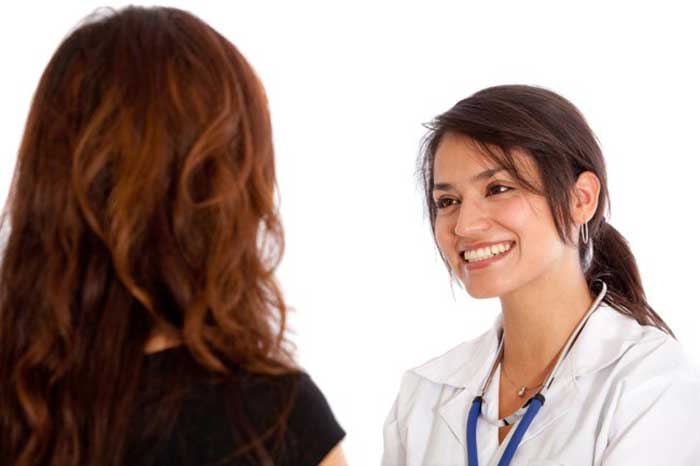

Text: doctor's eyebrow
xmin=433 ymin=168 xmax=506 ymax=191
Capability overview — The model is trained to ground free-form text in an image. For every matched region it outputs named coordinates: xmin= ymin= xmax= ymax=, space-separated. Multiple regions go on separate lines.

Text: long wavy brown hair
xmin=0 ymin=6 xmax=296 ymax=466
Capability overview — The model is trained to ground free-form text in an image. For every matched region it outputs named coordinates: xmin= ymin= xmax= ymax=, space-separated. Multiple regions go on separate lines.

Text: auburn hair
xmin=0 ymin=6 xmax=295 ymax=465
xmin=419 ymin=84 xmax=673 ymax=337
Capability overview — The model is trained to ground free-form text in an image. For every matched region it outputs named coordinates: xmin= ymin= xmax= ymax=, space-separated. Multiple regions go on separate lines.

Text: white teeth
xmin=463 ymin=242 xmax=513 ymax=263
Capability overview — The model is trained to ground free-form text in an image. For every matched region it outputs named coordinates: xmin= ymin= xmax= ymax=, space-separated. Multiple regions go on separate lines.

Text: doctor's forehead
xmin=432 ymin=133 xmax=538 ymax=190
xmin=433 ymin=134 xmax=503 ymax=186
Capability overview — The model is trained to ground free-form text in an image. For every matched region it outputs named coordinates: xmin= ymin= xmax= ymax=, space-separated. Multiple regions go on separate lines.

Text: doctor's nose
xmin=454 ymin=205 xmax=492 ymax=238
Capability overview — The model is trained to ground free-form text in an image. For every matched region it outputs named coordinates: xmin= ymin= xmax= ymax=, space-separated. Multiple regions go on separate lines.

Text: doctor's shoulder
xmin=592 ymin=310 xmax=700 ymax=457
xmin=383 ymin=329 xmax=493 ymax=431
xmin=600 ymin=311 xmax=700 ymax=391
xmin=381 ymin=331 xmax=493 ymax=465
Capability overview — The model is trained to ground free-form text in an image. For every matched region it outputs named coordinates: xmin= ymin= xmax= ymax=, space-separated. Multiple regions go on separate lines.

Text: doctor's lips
xmin=460 ymin=240 xmax=516 ymax=265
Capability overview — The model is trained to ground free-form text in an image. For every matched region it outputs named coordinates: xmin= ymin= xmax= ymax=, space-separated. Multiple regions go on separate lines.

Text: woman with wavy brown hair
xmin=0 ymin=6 xmax=346 ymax=466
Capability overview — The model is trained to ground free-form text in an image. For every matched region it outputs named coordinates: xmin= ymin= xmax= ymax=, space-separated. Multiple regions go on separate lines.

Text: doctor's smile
xmin=460 ymin=241 xmax=515 ymax=270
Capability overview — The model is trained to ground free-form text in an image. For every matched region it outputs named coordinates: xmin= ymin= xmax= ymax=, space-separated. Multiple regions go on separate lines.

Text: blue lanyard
xmin=466 ymin=394 xmax=545 ymax=466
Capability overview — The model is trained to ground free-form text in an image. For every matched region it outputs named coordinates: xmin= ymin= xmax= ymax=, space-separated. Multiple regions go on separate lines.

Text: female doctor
xmin=381 ymin=85 xmax=700 ymax=466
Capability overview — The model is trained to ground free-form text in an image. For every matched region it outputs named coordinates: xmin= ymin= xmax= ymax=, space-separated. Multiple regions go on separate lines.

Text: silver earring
xmin=581 ymin=221 xmax=589 ymax=245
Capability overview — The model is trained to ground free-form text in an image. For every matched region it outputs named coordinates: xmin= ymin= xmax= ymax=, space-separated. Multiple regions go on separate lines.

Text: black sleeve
xmin=283 ymin=372 xmax=346 ymax=466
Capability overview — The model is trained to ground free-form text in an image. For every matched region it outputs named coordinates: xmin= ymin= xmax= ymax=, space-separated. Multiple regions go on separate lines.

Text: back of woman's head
xmin=0 ymin=6 xmax=292 ymax=465
xmin=420 ymin=84 xmax=672 ymax=336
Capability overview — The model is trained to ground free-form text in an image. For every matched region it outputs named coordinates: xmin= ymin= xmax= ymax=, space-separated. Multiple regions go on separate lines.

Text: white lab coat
xmin=382 ymin=302 xmax=700 ymax=465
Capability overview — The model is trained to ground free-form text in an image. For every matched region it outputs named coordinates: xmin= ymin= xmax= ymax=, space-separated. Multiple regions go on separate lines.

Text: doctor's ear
xmin=570 ymin=171 xmax=601 ymax=223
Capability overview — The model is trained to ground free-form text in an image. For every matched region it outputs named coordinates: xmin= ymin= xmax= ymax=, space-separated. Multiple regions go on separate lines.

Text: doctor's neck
xmin=498 ymin=262 xmax=595 ymax=385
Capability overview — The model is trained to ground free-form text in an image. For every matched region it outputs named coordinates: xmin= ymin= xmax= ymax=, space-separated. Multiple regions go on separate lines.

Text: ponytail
xmin=586 ymin=220 xmax=674 ymax=337
xmin=419 ymin=85 xmax=674 ymax=338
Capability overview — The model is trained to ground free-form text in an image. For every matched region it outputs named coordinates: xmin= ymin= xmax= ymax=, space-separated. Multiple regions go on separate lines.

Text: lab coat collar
xmin=412 ymin=301 xmax=645 ymax=388
xmin=412 ymin=301 xmax=649 ymax=451
xmin=412 ymin=318 xmax=501 ymax=394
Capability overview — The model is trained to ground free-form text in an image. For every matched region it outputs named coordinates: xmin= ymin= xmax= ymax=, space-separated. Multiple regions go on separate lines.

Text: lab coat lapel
xmin=437 ymin=385 xmax=479 ymax=450
xmin=434 ymin=328 xmax=502 ymax=452
xmin=571 ymin=304 xmax=646 ymax=377
xmin=418 ymin=318 xmax=502 ymax=452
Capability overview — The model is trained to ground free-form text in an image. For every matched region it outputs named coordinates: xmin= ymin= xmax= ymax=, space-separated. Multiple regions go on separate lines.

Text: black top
xmin=124 ymin=347 xmax=345 ymax=466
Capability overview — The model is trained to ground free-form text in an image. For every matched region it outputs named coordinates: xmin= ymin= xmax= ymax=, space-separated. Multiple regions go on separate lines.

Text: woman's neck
xmin=498 ymin=260 xmax=594 ymax=387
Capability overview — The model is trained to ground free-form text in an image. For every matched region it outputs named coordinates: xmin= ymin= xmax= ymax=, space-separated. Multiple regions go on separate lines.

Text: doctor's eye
xmin=434 ymin=197 xmax=458 ymax=209
xmin=486 ymin=184 xmax=513 ymax=196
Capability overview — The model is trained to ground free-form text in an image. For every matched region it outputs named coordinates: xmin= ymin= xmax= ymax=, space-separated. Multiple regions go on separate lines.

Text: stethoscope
xmin=466 ymin=281 xmax=608 ymax=466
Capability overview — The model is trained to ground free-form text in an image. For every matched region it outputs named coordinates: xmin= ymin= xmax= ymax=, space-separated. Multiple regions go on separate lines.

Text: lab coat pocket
xmin=525 ymin=461 xmax=563 ymax=466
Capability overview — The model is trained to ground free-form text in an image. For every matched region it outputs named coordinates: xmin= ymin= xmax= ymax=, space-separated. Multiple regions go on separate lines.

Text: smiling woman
xmin=381 ymin=85 xmax=700 ymax=466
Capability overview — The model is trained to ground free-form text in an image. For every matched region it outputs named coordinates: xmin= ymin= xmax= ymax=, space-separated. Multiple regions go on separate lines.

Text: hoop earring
xmin=581 ymin=221 xmax=589 ymax=245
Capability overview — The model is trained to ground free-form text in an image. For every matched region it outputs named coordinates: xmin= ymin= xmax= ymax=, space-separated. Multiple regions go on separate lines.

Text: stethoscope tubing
xmin=466 ymin=394 xmax=545 ymax=466
xmin=466 ymin=281 xmax=608 ymax=466
xmin=466 ymin=397 xmax=482 ymax=466
xmin=476 ymin=281 xmax=608 ymax=427
xmin=497 ymin=394 xmax=544 ymax=466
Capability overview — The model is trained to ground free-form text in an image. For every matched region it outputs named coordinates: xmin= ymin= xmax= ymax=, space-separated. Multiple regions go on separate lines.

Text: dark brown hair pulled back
xmin=419 ymin=84 xmax=673 ymax=336
xmin=0 ymin=6 xmax=295 ymax=466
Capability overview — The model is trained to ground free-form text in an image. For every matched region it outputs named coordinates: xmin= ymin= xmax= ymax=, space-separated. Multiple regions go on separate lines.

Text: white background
xmin=2 ymin=2 xmax=699 ymax=464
